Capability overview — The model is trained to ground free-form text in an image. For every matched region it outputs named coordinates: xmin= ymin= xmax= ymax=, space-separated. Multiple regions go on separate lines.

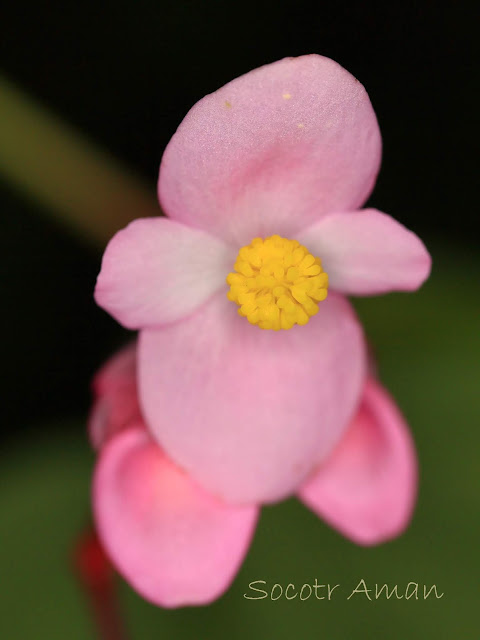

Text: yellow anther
xmin=226 ymin=235 xmax=329 ymax=330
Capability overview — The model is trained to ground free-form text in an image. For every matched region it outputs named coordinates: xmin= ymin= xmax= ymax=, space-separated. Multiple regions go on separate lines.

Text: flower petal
xmin=89 ymin=342 xmax=141 ymax=450
xmin=298 ymin=378 xmax=417 ymax=545
xmin=94 ymin=218 xmax=235 ymax=329
xmin=93 ymin=427 xmax=258 ymax=608
xmin=138 ymin=292 xmax=366 ymax=504
xmin=298 ymin=209 xmax=431 ymax=295
xmin=159 ymin=55 xmax=381 ymax=245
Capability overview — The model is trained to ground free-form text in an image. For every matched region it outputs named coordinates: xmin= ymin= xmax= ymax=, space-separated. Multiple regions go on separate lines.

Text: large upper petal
xmin=158 ymin=54 xmax=381 ymax=246
xmin=298 ymin=378 xmax=417 ymax=545
xmin=94 ymin=217 xmax=235 ymax=329
xmin=138 ymin=292 xmax=366 ymax=504
xmin=93 ymin=427 xmax=258 ymax=608
xmin=298 ymin=209 xmax=431 ymax=295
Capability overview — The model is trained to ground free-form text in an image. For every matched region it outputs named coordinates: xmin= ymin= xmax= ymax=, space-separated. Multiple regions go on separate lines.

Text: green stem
xmin=0 ymin=75 xmax=160 ymax=247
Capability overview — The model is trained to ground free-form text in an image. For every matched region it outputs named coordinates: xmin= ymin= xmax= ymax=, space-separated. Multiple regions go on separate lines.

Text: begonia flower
xmin=91 ymin=343 xmax=417 ymax=607
xmin=94 ymin=54 xmax=430 ymax=505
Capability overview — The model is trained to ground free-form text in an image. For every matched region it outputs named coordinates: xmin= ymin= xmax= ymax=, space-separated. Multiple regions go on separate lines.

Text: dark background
xmin=1 ymin=2 xmax=479 ymax=639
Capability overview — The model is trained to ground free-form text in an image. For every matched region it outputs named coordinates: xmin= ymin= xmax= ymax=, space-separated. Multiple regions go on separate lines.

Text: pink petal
xmin=138 ymin=292 xmax=366 ymax=504
xmin=159 ymin=55 xmax=381 ymax=246
xmin=94 ymin=218 xmax=235 ymax=329
xmin=298 ymin=209 xmax=431 ymax=295
xmin=89 ymin=342 xmax=142 ymax=450
xmin=93 ymin=427 xmax=258 ymax=608
xmin=298 ymin=378 xmax=417 ymax=545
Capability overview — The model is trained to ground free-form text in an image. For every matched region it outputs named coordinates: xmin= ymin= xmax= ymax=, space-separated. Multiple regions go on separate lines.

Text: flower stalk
xmin=0 ymin=74 xmax=159 ymax=248
xmin=74 ymin=528 xmax=129 ymax=640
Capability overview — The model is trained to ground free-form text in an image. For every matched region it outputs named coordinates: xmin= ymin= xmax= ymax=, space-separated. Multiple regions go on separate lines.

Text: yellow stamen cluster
xmin=226 ymin=235 xmax=328 ymax=330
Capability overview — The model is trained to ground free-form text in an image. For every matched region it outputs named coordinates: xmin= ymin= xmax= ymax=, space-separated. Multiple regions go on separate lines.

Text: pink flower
xmin=94 ymin=54 xmax=430 ymax=506
xmin=91 ymin=343 xmax=417 ymax=607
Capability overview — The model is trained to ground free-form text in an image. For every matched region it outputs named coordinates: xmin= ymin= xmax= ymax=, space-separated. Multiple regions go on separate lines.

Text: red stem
xmin=74 ymin=528 xmax=129 ymax=640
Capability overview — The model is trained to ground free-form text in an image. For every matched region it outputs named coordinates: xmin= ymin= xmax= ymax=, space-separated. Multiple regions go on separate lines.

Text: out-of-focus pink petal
xmin=298 ymin=378 xmax=417 ymax=545
xmin=138 ymin=292 xmax=366 ymax=504
xmin=94 ymin=218 xmax=235 ymax=329
xmin=89 ymin=342 xmax=142 ymax=450
xmin=159 ymin=55 xmax=381 ymax=246
xmin=93 ymin=427 xmax=258 ymax=608
xmin=298 ymin=209 xmax=431 ymax=295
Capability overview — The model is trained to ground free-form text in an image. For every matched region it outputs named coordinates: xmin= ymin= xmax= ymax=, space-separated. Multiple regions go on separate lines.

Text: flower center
xmin=226 ymin=235 xmax=328 ymax=330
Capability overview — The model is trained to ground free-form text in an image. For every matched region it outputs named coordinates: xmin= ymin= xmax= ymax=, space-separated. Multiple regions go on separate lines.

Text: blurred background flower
xmin=0 ymin=1 xmax=478 ymax=639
